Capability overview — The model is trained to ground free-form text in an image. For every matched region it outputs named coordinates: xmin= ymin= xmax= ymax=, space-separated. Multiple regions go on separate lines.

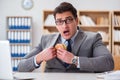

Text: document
xmin=97 ymin=70 xmax=120 ymax=80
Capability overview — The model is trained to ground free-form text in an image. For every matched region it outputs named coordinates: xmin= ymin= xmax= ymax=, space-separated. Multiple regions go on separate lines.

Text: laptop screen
xmin=0 ymin=40 xmax=13 ymax=79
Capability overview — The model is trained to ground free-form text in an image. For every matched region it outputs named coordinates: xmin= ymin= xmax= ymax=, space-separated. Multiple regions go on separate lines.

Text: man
xmin=18 ymin=2 xmax=114 ymax=72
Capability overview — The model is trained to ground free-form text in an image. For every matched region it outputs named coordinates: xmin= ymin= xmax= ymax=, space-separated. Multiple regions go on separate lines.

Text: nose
xmin=62 ymin=22 xmax=68 ymax=28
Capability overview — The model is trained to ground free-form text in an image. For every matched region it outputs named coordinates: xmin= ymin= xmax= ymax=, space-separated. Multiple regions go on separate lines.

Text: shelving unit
xmin=7 ymin=16 xmax=32 ymax=71
xmin=78 ymin=11 xmax=112 ymax=52
xmin=112 ymin=11 xmax=120 ymax=55
xmin=43 ymin=10 xmax=57 ymax=33
xmin=43 ymin=10 xmax=112 ymax=52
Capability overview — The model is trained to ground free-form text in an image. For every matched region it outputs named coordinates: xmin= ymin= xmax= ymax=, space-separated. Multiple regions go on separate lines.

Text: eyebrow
xmin=56 ymin=16 xmax=72 ymax=20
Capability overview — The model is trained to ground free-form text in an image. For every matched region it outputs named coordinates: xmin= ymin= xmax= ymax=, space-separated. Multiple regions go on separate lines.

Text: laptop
xmin=0 ymin=40 xmax=36 ymax=79
xmin=0 ymin=40 xmax=13 ymax=79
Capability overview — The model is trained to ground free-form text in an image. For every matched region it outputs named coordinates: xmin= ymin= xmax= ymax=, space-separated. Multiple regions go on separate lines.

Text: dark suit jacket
xmin=18 ymin=29 xmax=114 ymax=72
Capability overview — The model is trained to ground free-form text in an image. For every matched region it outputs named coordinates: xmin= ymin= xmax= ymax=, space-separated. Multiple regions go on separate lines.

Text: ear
xmin=75 ymin=17 xmax=79 ymax=25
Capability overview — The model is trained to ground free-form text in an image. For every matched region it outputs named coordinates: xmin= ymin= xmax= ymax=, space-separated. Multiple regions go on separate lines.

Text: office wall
xmin=0 ymin=0 xmax=120 ymax=48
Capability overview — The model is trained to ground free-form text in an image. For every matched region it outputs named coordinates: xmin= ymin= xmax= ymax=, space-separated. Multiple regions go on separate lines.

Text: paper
xmin=97 ymin=70 xmax=120 ymax=80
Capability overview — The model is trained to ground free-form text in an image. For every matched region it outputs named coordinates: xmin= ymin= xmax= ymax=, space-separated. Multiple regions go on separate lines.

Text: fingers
xmin=40 ymin=47 xmax=69 ymax=61
xmin=53 ymin=54 xmax=57 ymax=58
xmin=56 ymin=48 xmax=67 ymax=60
xmin=52 ymin=48 xmax=56 ymax=53
xmin=57 ymin=48 xmax=67 ymax=55
xmin=39 ymin=47 xmax=57 ymax=61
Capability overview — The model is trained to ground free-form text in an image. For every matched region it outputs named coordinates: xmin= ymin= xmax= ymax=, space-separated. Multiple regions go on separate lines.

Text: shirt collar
xmin=61 ymin=30 xmax=78 ymax=44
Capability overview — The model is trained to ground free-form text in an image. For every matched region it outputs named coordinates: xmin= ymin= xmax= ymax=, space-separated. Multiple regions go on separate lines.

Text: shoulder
xmin=82 ymin=31 xmax=103 ymax=47
xmin=79 ymin=30 xmax=102 ymax=43
xmin=84 ymin=31 xmax=102 ymax=39
xmin=40 ymin=33 xmax=60 ymax=43
xmin=78 ymin=28 xmax=101 ymax=39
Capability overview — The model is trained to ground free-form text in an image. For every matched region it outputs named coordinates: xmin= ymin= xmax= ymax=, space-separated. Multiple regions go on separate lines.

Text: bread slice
xmin=55 ymin=44 xmax=66 ymax=50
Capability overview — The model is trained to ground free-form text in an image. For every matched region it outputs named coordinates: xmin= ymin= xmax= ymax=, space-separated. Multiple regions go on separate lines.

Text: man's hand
xmin=56 ymin=48 xmax=74 ymax=64
xmin=36 ymin=47 xmax=56 ymax=64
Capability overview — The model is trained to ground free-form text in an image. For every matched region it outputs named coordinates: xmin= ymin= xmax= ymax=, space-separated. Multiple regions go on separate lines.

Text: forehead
xmin=55 ymin=11 xmax=73 ymax=19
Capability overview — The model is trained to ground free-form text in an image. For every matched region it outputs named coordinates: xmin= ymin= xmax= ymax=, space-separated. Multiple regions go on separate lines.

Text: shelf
xmin=7 ymin=16 xmax=32 ymax=71
xmin=112 ymin=11 xmax=120 ymax=55
xmin=114 ymin=26 xmax=120 ymax=30
xmin=79 ymin=11 xmax=110 ymax=26
xmin=103 ymin=41 xmax=109 ymax=43
xmin=44 ymin=26 xmax=57 ymax=32
xmin=80 ymin=25 xmax=110 ymax=27
xmin=80 ymin=26 xmax=109 ymax=32
xmin=114 ymin=41 xmax=120 ymax=44
xmin=79 ymin=10 xmax=111 ymax=52
xmin=10 ymin=43 xmax=32 ymax=45
xmin=7 ymin=29 xmax=31 ymax=31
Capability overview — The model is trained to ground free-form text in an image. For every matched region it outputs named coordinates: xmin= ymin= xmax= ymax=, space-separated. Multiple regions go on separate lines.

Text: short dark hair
xmin=53 ymin=2 xmax=77 ymax=19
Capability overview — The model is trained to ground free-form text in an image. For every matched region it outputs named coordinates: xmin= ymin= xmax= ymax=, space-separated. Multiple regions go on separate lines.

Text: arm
xmin=18 ymin=46 xmax=56 ymax=72
xmin=18 ymin=35 xmax=56 ymax=72
xmin=18 ymin=35 xmax=57 ymax=72
xmin=79 ymin=33 xmax=114 ymax=72
xmin=18 ymin=44 xmax=42 ymax=72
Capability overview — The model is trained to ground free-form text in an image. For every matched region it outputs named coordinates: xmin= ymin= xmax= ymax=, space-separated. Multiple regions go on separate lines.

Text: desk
xmin=14 ymin=72 xmax=98 ymax=80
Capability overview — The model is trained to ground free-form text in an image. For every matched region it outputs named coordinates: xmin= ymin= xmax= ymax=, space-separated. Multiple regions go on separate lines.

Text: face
xmin=55 ymin=11 xmax=78 ymax=40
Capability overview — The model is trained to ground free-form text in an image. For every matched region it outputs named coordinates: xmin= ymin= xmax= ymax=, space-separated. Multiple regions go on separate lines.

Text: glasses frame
xmin=55 ymin=17 xmax=74 ymax=25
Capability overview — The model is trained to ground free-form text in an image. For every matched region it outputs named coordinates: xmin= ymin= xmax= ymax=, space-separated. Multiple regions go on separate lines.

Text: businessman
xmin=18 ymin=2 xmax=114 ymax=72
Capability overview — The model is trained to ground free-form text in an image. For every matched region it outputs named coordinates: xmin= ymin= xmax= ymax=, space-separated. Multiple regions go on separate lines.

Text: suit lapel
xmin=72 ymin=30 xmax=87 ymax=56
xmin=47 ymin=33 xmax=66 ymax=69
xmin=49 ymin=33 xmax=60 ymax=47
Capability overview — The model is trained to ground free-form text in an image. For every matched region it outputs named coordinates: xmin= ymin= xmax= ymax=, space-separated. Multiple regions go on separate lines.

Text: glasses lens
xmin=66 ymin=18 xmax=73 ymax=24
xmin=55 ymin=20 xmax=64 ymax=25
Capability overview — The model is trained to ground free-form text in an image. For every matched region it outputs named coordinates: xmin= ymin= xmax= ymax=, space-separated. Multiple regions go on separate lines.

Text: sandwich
xmin=55 ymin=44 xmax=66 ymax=50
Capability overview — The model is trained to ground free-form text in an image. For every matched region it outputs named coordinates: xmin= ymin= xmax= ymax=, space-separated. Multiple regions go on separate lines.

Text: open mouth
xmin=63 ymin=30 xmax=69 ymax=35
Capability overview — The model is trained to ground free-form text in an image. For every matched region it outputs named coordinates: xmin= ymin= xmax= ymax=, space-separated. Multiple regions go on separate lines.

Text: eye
xmin=58 ymin=20 xmax=63 ymax=23
xmin=56 ymin=20 xmax=62 ymax=23
xmin=66 ymin=18 xmax=73 ymax=23
xmin=67 ymin=19 xmax=71 ymax=22
xmin=55 ymin=20 xmax=63 ymax=25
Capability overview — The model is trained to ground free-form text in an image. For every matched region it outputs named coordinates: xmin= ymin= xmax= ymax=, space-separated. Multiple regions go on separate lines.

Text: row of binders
xmin=12 ymin=59 xmax=20 ymax=71
xmin=113 ymin=15 xmax=120 ymax=26
xmin=10 ymin=45 xmax=30 ymax=57
xmin=7 ymin=17 xmax=32 ymax=71
xmin=8 ymin=31 xmax=31 ymax=43
xmin=8 ymin=17 xmax=32 ymax=29
xmin=113 ymin=29 xmax=120 ymax=41
xmin=79 ymin=15 xmax=109 ymax=26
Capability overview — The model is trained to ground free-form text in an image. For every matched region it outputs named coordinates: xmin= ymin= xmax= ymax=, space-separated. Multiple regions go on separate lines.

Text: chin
xmin=61 ymin=33 xmax=72 ymax=39
xmin=63 ymin=36 xmax=71 ymax=40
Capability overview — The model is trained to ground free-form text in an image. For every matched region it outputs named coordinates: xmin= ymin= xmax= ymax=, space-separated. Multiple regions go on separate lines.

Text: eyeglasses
xmin=55 ymin=17 xmax=74 ymax=25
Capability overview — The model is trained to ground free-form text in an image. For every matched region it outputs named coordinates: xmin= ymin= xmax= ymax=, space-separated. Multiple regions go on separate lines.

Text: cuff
xmin=77 ymin=57 xmax=80 ymax=68
xmin=34 ymin=55 xmax=40 ymax=68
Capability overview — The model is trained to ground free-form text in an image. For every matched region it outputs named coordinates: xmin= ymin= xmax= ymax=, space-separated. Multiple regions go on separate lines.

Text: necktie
xmin=66 ymin=39 xmax=71 ymax=52
xmin=64 ymin=39 xmax=71 ymax=67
